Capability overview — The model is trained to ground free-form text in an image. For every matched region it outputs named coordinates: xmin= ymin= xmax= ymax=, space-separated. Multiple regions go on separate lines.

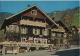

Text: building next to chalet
xmin=51 ymin=20 xmax=72 ymax=48
xmin=0 ymin=5 xmax=73 ymax=54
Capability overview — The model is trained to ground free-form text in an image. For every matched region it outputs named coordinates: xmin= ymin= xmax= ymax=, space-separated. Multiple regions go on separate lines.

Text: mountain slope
xmin=0 ymin=12 xmax=13 ymax=27
xmin=48 ymin=7 xmax=80 ymax=27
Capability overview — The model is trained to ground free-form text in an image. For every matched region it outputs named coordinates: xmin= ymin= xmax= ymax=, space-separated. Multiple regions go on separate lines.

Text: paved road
xmin=0 ymin=47 xmax=79 ymax=56
xmin=0 ymin=50 xmax=58 ymax=56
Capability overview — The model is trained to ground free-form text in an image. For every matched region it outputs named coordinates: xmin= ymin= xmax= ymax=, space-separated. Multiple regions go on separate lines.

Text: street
xmin=0 ymin=50 xmax=58 ymax=56
xmin=0 ymin=47 xmax=79 ymax=56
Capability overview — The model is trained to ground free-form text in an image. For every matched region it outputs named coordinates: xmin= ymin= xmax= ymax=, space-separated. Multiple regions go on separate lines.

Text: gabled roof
xmin=55 ymin=20 xmax=71 ymax=33
xmin=1 ymin=5 xmax=58 ymax=29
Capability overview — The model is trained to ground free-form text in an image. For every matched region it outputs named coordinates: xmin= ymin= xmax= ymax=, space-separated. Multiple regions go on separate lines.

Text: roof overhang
xmin=1 ymin=5 xmax=58 ymax=30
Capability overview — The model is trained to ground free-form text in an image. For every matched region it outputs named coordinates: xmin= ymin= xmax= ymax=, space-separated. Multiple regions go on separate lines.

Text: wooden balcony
xmin=20 ymin=20 xmax=47 ymax=27
xmin=52 ymin=27 xmax=65 ymax=32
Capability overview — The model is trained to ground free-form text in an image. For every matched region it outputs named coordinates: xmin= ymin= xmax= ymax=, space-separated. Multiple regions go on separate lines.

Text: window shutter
xmin=36 ymin=29 xmax=40 ymax=35
xmin=33 ymin=28 xmax=35 ymax=34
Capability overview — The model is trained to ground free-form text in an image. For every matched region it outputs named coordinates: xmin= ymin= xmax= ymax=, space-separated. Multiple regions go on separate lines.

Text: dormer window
xmin=31 ymin=10 xmax=37 ymax=16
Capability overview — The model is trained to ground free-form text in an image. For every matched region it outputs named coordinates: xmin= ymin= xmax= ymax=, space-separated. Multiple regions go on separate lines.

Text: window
xmin=42 ymin=29 xmax=49 ymax=36
xmin=38 ymin=40 xmax=41 ymax=43
xmin=6 ymin=26 xmax=9 ymax=32
xmin=56 ymin=33 xmax=62 ymax=37
xmin=16 ymin=26 xmax=19 ymax=33
xmin=21 ymin=37 xmax=26 ymax=42
xmin=60 ymin=39 xmax=63 ymax=44
xmin=9 ymin=25 xmax=14 ymax=32
xmin=64 ymin=33 xmax=67 ymax=38
xmin=69 ymin=34 xmax=72 ymax=37
xmin=43 ymin=39 xmax=47 ymax=44
xmin=31 ymin=10 xmax=37 ymax=16
xmin=33 ymin=28 xmax=40 ymax=35
xmin=33 ymin=28 xmax=35 ymax=34
xmin=52 ymin=33 xmax=56 ymax=37
xmin=72 ymin=28 xmax=75 ymax=30
xmin=59 ymin=34 xmax=62 ymax=37
xmin=21 ymin=27 xmax=27 ymax=34
xmin=36 ymin=29 xmax=40 ymax=35
xmin=9 ymin=25 xmax=19 ymax=32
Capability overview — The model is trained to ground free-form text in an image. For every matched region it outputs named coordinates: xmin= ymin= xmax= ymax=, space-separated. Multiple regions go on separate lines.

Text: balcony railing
xmin=20 ymin=20 xmax=47 ymax=27
xmin=52 ymin=27 xmax=65 ymax=32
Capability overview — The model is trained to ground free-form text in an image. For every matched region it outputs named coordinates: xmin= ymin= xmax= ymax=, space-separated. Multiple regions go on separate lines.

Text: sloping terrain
xmin=48 ymin=7 xmax=80 ymax=27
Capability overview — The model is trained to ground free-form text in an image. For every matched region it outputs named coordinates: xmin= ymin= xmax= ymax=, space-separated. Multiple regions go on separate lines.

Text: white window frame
xmin=31 ymin=10 xmax=37 ymax=16
xmin=33 ymin=28 xmax=40 ymax=35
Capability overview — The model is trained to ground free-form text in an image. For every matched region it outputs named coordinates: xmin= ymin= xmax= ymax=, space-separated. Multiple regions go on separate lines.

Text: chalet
xmin=1 ymin=5 xmax=58 ymax=45
xmin=51 ymin=20 xmax=71 ymax=48
xmin=0 ymin=5 xmax=59 ymax=54
xmin=0 ymin=5 xmax=72 ymax=54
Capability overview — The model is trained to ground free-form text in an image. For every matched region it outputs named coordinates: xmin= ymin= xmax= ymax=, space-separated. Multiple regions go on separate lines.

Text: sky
xmin=0 ymin=1 xmax=79 ymax=14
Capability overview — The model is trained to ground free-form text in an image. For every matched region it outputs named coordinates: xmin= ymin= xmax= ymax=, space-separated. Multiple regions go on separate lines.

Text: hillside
xmin=47 ymin=7 xmax=80 ymax=28
xmin=0 ymin=12 xmax=13 ymax=27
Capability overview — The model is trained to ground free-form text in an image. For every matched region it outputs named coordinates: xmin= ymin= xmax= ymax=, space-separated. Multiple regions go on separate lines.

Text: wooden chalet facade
xmin=1 ymin=6 xmax=58 ymax=44
xmin=51 ymin=21 xmax=71 ymax=48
